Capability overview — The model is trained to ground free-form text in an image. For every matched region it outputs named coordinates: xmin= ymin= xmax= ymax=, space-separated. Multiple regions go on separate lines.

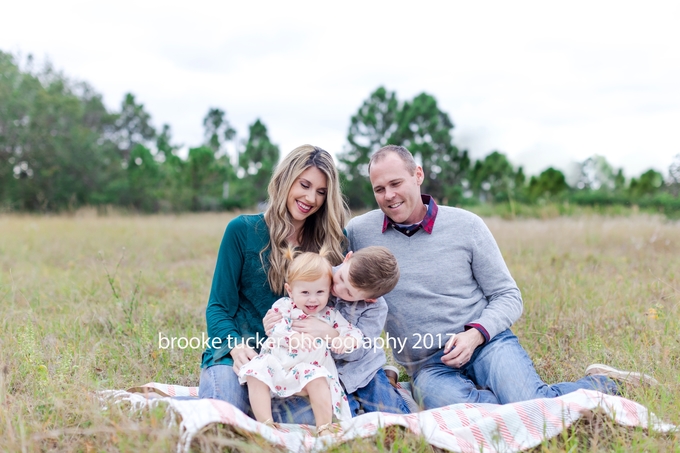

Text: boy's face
xmin=331 ymin=254 xmax=375 ymax=302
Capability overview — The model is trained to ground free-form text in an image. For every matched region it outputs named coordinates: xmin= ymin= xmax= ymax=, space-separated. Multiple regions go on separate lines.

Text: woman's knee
xmin=198 ymin=365 xmax=248 ymax=409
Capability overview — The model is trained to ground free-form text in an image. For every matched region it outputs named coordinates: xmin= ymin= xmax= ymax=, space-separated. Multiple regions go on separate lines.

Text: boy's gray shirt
xmin=346 ymin=206 xmax=523 ymax=374
xmin=330 ymin=266 xmax=387 ymax=394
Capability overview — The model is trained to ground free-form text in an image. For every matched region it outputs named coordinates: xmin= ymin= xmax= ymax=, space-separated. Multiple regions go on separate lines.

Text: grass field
xmin=0 ymin=211 xmax=678 ymax=452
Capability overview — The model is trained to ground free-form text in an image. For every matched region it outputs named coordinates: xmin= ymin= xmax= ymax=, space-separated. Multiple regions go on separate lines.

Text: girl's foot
xmin=262 ymin=418 xmax=280 ymax=429
xmin=316 ymin=422 xmax=339 ymax=437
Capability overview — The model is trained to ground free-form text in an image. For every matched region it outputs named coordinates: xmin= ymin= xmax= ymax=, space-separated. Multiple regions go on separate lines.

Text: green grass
xmin=0 ymin=210 xmax=678 ymax=451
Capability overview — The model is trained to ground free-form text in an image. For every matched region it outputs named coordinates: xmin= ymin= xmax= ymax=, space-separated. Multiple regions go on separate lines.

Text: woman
xmin=198 ymin=145 xmax=349 ymax=424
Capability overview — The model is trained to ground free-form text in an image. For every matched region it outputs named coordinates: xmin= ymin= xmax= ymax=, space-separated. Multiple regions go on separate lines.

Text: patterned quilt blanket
xmin=100 ymin=383 xmax=676 ymax=453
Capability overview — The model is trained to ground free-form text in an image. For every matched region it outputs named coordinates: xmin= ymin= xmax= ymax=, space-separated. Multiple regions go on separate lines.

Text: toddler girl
xmin=238 ymin=249 xmax=363 ymax=435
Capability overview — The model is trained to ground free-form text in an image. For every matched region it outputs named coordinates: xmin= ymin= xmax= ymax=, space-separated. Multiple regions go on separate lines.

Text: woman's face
xmin=286 ymin=166 xmax=328 ymax=229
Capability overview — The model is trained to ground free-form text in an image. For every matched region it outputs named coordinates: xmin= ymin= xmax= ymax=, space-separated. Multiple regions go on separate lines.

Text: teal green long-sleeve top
xmin=201 ymin=213 xmax=280 ymax=368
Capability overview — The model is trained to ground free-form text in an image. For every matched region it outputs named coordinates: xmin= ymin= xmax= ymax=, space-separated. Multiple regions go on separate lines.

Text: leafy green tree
xmin=613 ymin=168 xmax=626 ymax=192
xmin=629 ymin=169 xmax=664 ymax=198
xmin=528 ymin=167 xmax=569 ymax=201
xmin=575 ymin=155 xmax=617 ymax=190
xmin=667 ymin=154 xmax=680 ymax=197
xmin=113 ymin=93 xmax=156 ymax=160
xmin=237 ymin=119 xmax=279 ymax=207
xmin=394 ymin=92 xmax=469 ymax=204
xmin=470 ymin=151 xmax=517 ymax=203
xmin=187 ymin=146 xmax=229 ymax=211
xmin=203 ymin=107 xmax=236 ymax=155
xmin=337 ymin=87 xmax=399 ymax=208
xmin=0 ymin=51 xmax=119 ymax=211
xmin=125 ymin=144 xmax=160 ymax=211
xmin=155 ymin=124 xmax=189 ymax=210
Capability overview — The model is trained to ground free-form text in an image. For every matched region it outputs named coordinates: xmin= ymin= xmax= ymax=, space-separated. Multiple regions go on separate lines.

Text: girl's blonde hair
xmin=284 ymin=247 xmax=333 ymax=287
xmin=263 ymin=145 xmax=349 ymax=294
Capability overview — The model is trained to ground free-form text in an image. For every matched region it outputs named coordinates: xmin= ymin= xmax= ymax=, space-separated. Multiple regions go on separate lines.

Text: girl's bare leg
xmin=304 ymin=378 xmax=333 ymax=435
xmin=246 ymin=377 xmax=273 ymax=423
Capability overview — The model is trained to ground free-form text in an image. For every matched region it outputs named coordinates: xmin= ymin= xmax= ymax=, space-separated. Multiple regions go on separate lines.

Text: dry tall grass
xmin=0 ymin=212 xmax=678 ymax=452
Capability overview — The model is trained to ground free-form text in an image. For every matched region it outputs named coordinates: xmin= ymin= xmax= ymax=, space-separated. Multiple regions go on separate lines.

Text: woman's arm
xmin=205 ymin=217 xmax=250 ymax=362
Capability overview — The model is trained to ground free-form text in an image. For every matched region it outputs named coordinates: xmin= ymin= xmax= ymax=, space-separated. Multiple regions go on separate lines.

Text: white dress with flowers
xmin=238 ymin=296 xmax=363 ymax=421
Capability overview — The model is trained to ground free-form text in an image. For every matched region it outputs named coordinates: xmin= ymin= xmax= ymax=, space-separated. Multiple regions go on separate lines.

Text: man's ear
xmin=343 ymin=251 xmax=354 ymax=264
xmin=284 ymin=283 xmax=292 ymax=296
xmin=415 ymin=166 xmax=424 ymax=186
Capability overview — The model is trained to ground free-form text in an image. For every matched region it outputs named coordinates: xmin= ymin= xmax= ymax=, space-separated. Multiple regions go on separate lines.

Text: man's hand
xmin=230 ymin=343 xmax=257 ymax=372
xmin=263 ymin=309 xmax=283 ymax=335
xmin=441 ymin=329 xmax=484 ymax=368
xmin=291 ymin=317 xmax=339 ymax=341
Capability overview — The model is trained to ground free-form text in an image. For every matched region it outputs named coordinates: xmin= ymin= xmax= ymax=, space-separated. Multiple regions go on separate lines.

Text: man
xmin=346 ymin=145 xmax=656 ymax=408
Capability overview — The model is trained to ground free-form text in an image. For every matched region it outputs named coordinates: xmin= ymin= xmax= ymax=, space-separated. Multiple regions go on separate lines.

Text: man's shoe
xmin=585 ymin=363 xmax=659 ymax=387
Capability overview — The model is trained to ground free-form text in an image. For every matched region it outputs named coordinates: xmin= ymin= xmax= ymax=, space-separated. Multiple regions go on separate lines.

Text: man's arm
xmin=466 ymin=215 xmax=523 ymax=341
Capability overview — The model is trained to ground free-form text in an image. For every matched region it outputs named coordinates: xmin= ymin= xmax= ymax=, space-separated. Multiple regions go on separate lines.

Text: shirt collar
xmin=382 ymin=194 xmax=438 ymax=234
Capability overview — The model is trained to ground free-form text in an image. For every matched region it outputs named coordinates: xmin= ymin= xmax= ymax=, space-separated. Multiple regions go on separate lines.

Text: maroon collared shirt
xmin=382 ymin=194 xmax=490 ymax=344
xmin=382 ymin=194 xmax=438 ymax=236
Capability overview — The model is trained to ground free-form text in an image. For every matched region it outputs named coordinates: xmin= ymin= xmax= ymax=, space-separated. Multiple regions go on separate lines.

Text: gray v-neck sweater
xmin=346 ymin=206 xmax=523 ymax=372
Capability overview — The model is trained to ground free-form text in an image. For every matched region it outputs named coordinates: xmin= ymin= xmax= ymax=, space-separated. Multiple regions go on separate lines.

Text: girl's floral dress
xmin=238 ymin=297 xmax=363 ymax=421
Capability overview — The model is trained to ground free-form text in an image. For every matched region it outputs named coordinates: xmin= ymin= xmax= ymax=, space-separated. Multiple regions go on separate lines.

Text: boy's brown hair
xmin=347 ymin=246 xmax=400 ymax=299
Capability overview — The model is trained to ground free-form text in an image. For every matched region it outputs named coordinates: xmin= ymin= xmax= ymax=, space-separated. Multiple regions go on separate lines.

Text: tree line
xmin=1 ymin=51 xmax=679 ymax=215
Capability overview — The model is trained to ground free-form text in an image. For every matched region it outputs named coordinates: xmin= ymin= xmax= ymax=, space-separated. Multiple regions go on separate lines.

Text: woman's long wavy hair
xmin=263 ymin=145 xmax=349 ymax=294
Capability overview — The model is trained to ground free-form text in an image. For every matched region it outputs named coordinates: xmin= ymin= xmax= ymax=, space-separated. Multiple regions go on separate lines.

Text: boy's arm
xmin=332 ymin=297 xmax=387 ymax=362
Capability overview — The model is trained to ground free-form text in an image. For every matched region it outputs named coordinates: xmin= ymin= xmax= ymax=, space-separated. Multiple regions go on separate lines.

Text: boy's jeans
xmin=346 ymin=368 xmax=411 ymax=415
xmin=411 ymin=329 xmax=618 ymax=409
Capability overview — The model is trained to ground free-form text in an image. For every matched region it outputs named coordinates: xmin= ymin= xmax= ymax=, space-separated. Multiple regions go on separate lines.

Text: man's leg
xmin=412 ymin=349 xmax=500 ymax=409
xmin=470 ymin=330 xmax=618 ymax=404
xmin=350 ymin=369 xmax=411 ymax=414
xmin=198 ymin=364 xmax=316 ymax=424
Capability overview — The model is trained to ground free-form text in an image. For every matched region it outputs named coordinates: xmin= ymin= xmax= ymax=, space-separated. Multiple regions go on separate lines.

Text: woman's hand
xmin=263 ymin=309 xmax=283 ymax=335
xmin=230 ymin=343 xmax=258 ymax=372
xmin=291 ymin=317 xmax=339 ymax=341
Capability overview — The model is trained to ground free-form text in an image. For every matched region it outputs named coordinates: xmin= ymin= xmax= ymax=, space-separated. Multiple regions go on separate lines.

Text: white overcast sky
xmin=2 ymin=0 xmax=679 ymax=178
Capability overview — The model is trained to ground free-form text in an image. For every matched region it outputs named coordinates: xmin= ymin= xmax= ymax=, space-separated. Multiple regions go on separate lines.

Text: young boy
xmin=265 ymin=246 xmax=410 ymax=415
xmin=328 ymin=246 xmax=410 ymax=415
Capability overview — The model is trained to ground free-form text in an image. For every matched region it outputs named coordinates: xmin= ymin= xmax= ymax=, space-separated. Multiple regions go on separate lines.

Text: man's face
xmin=369 ymin=152 xmax=424 ymax=225
xmin=331 ymin=257 xmax=373 ymax=302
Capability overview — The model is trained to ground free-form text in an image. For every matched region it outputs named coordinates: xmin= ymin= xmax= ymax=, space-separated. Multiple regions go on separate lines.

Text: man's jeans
xmin=346 ymin=368 xmax=411 ymax=415
xmin=411 ymin=329 xmax=618 ymax=409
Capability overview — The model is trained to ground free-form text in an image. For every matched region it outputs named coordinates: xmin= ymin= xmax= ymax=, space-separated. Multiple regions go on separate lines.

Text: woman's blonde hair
xmin=263 ymin=145 xmax=349 ymax=294
xmin=284 ymin=247 xmax=333 ymax=288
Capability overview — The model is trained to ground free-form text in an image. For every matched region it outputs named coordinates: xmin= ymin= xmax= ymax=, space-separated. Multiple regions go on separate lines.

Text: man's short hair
xmin=368 ymin=145 xmax=417 ymax=176
xmin=348 ymin=246 xmax=400 ymax=299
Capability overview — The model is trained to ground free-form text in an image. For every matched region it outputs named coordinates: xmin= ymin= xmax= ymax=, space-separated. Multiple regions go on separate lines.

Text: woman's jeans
xmin=198 ymin=364 xmax=317 ymax=424
xmin=199 ymin=364 xmax=410 ymax=422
